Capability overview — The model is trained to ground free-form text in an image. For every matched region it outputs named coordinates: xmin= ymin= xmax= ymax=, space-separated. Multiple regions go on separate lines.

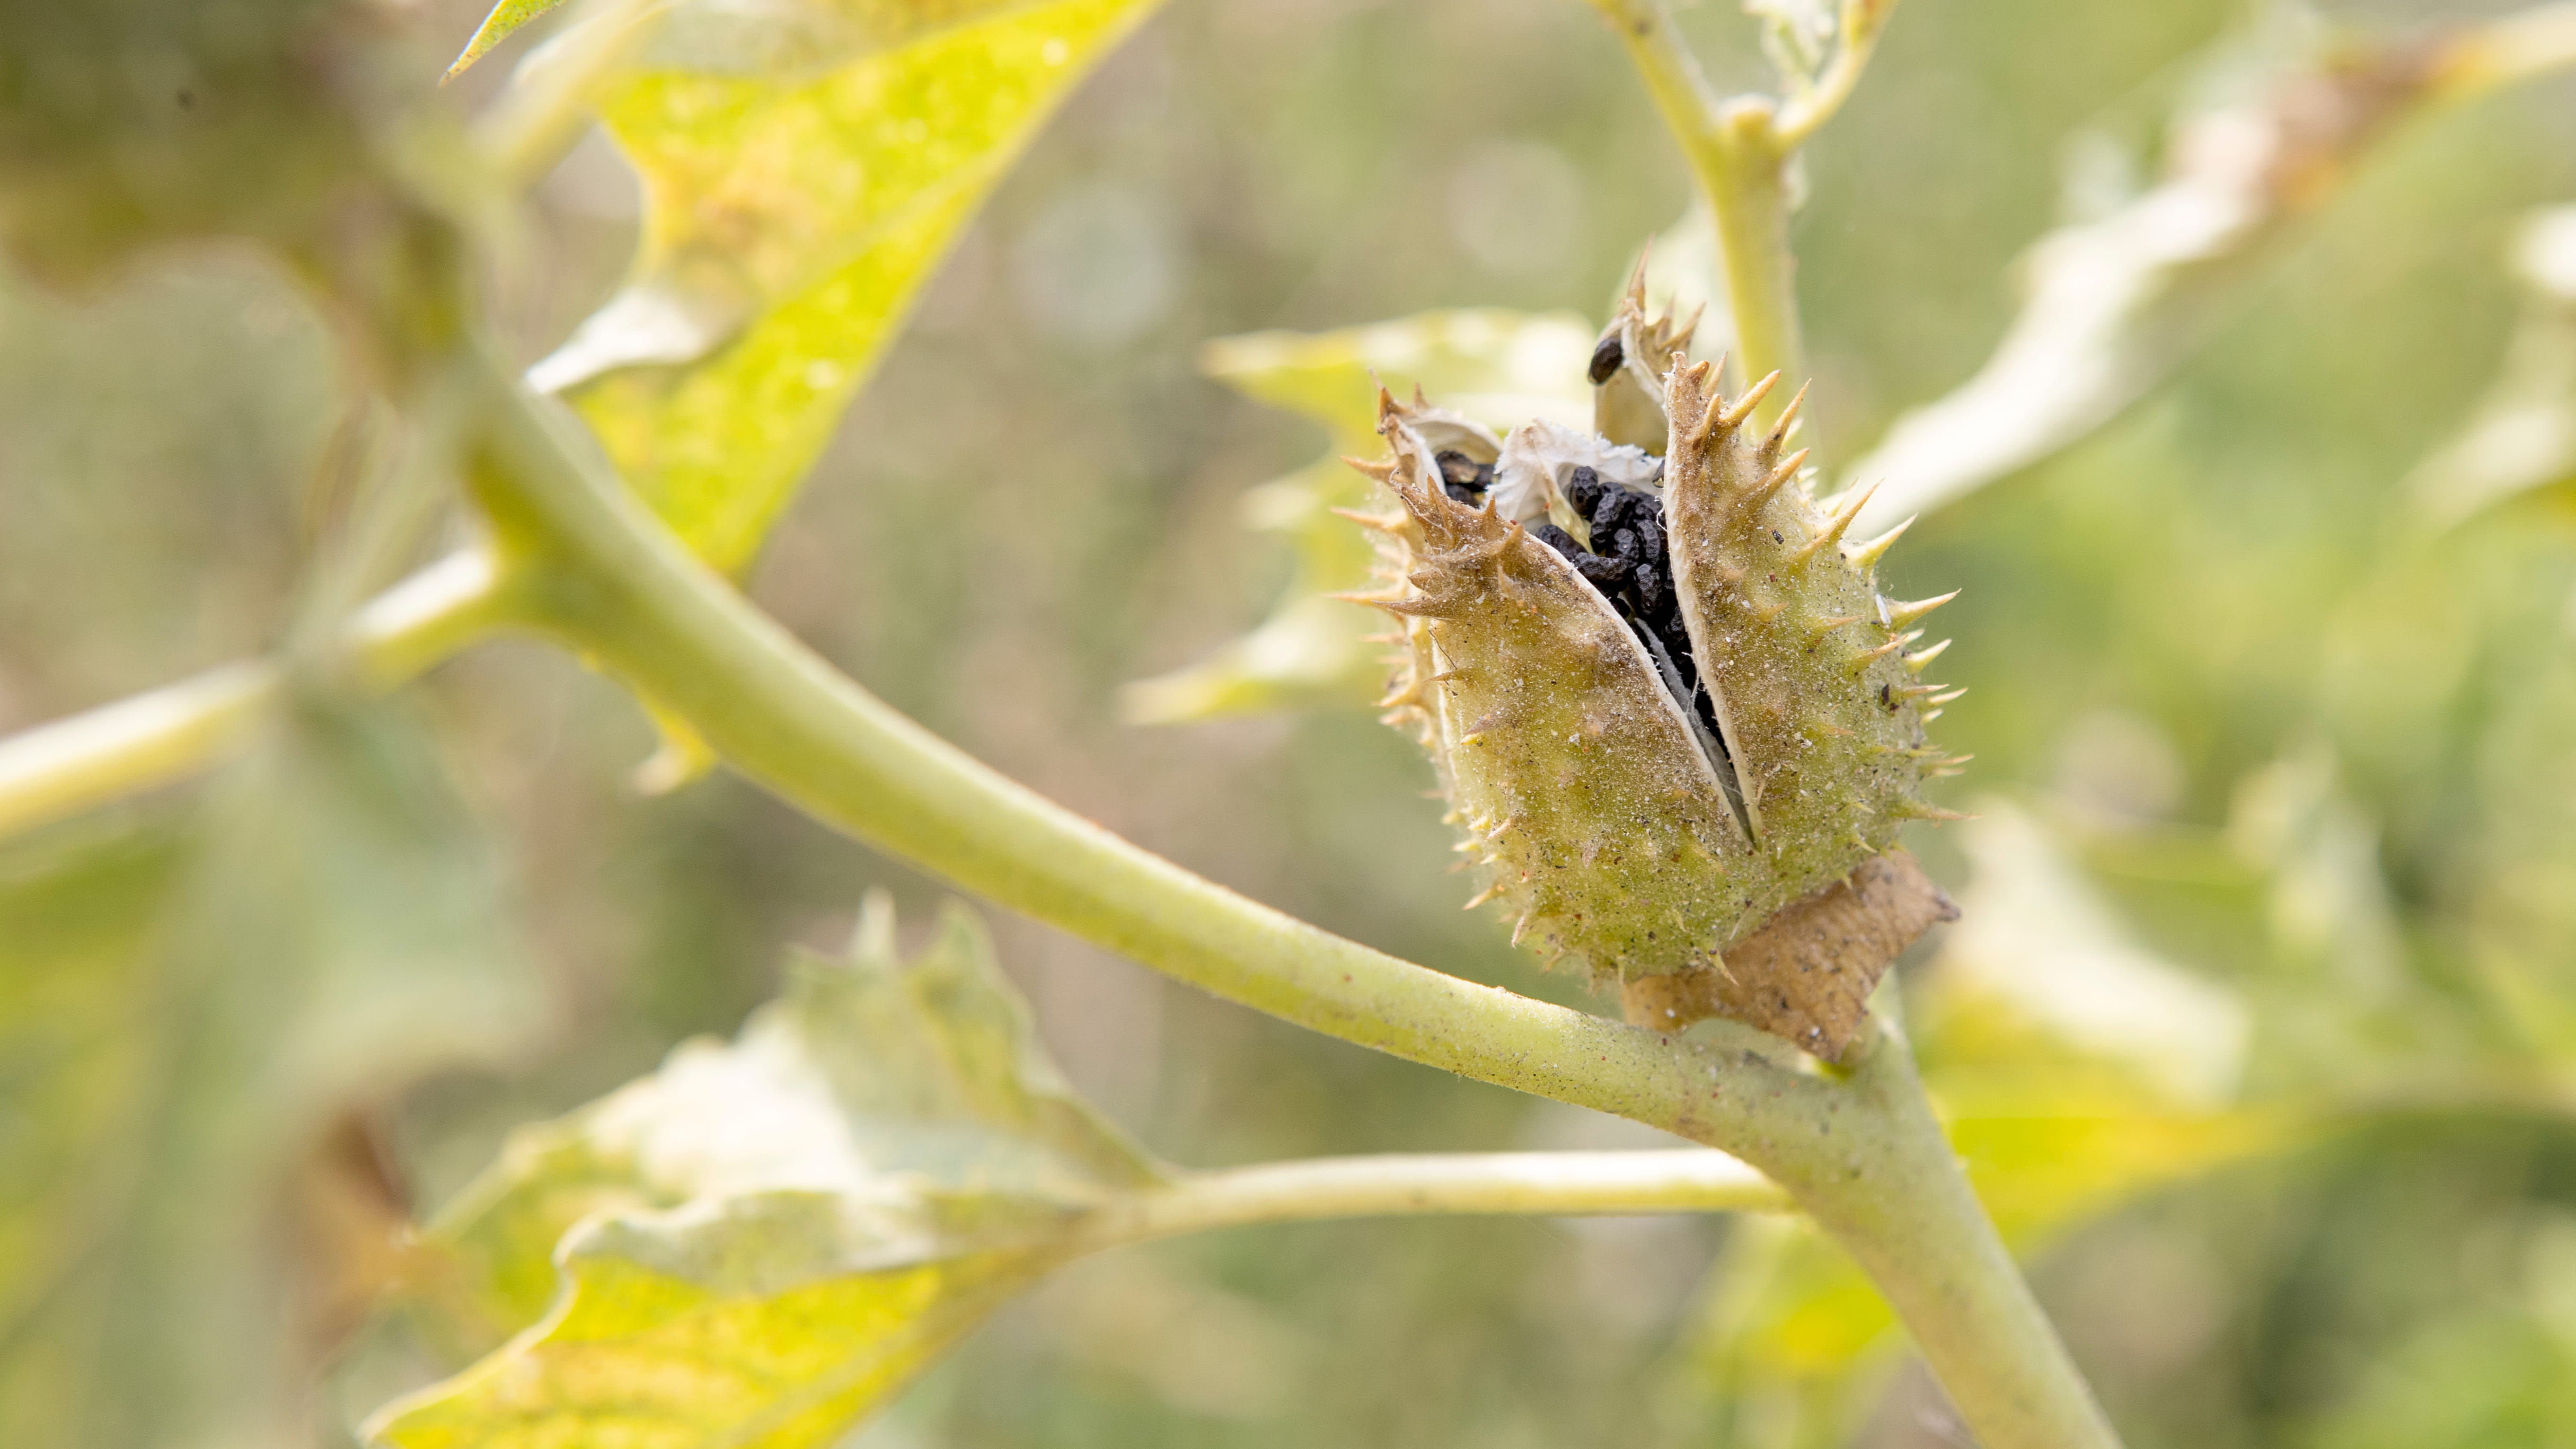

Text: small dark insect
xmin=1588 ymin=334 xmax=1624 ymax=386
xmin=1434 ymin=449 xmax=1494 ymax=505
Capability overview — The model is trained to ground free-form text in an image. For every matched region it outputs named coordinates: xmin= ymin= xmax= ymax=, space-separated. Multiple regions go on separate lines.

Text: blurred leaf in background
xmin=1670 ymin=801 xmax=2289 ymax=1448
xmin=0 ymin=0 xmax=485 ymax=379
xmin=1844 ymin=2 xmax=2576 ymax=535
xmin=0 ymin=697 xmax=537 ymax=1449
xmin=2406 ymin=205 xmax=2576 ymax=524
xmin=373 ymin=896 xmax=1164 ymax=1449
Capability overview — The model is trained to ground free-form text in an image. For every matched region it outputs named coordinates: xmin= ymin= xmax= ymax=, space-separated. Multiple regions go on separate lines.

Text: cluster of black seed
xmin=1531 ymin=466 xmax=1725 ymax=743
xmin=1434 ymin=450 xmax=1495 ymax=506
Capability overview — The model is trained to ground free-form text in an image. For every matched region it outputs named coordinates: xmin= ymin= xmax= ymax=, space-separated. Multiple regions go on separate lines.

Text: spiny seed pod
xmin=1348 ymin=282 xmax=1966 ymax=1059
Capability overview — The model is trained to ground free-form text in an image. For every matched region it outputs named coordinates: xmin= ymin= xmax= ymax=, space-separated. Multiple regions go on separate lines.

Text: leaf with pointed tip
xmin=373 ymin=898 xmax=1166 ymax=1449
xmin=446 ymin=0 xmax=575 ymax=80
xmin=533 ymin=0 xmax=1165 ymax=570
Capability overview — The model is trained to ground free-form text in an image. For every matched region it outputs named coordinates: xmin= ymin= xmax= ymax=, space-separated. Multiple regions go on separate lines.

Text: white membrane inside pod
xmin=1489 ymin=418 xmax=1664 ymax=524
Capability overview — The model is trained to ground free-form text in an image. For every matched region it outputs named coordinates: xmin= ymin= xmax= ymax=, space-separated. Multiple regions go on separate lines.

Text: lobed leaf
xmin=374 ymin=897 xmax=1166 ymax=1448
xmin=1200 ymin=308 xmax=1598 ymax=450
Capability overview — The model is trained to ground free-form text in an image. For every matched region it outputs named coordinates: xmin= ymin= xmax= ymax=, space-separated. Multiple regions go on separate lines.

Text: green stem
xmin=1700 ymin=107 xmax=1804 ymax=425
xmin=0 ymin=550 xmax=507 ymax=841
xmin=464 ymin=364 xmax=1837 ymax=1141
xmin=1075 ymin=1150 xmax=1790 ymax=1252
xmin=1774 ymin=0 xmax=1904 ymax=149
xmin=1779 ymin=1019 xmax=2121 ymax=1448
xmin=461 ymin=361 xmax=2119 ymax=1449
xmin=1590 ymin=0 xmax=1805 ymax=436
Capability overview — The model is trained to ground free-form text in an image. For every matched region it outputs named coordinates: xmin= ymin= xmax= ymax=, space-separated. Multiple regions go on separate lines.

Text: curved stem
xmin=1074 ymin=1150 xmax=1790 ymax=1252
xmin=463 ymin=363 xmax=1838 ymax=1144
xmin=460 ymin=361 xmax=2120 ymax=1449
xmin=0 ymin=550 xmax=508 ymax=840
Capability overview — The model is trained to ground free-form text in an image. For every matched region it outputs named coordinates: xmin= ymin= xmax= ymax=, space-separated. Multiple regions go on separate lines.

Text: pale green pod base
xmin=1360 ymin=395 xmax=1752 ymax=986
xmin=1621 ymin=851 xmax=1959 ymax=1061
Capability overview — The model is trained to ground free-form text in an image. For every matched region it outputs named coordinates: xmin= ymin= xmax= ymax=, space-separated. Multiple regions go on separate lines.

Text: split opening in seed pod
xmin=1532 ymin=465 xmax=1753 ymax=834
xmin=1434 ymin=449 xmax=1495 ymax=505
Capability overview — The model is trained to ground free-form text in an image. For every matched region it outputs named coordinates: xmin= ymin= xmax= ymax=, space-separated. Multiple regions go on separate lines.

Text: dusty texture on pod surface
xmin=1351 ymin=408 xmax=1755 ymax=980
xmin=1349 ymin=282 xmax=1969 ymax=1061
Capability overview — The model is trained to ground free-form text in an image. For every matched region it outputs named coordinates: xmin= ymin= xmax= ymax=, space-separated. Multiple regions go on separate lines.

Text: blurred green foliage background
xmin=5 ymin=0 xmax=2576 ymax=1444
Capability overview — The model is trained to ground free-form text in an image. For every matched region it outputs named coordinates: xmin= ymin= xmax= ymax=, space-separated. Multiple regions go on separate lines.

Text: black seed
xmin=1566 ymin=466 xmax=1605 ymax=521
xmin=1575 ymin=554 xmax=1631 ymax=593
xmin=1436 ymin=450 xmax=1493 ymax=505
xmin=1632 ymin=560 xmax=1667 ymax=615
xmin=1588 ymin=334 xmax=1624 ymax=385
xmin=1531 ymin=522 xmax=1584 ymax=560
xmin=1589 ymin=479 xmax=1661 ymax=540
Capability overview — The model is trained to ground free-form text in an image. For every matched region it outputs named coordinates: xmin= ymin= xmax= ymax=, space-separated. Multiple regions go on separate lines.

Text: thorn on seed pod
xmin=1845 ymin=515 xmax=1914 ymax=571
xmin=1884 ymin=590 xmax=1961 ymax=629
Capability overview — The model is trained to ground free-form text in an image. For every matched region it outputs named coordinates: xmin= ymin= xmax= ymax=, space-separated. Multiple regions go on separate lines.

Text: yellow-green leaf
xmin=536 ymin=0 xmax=1165 ymax=570
xmin=376 ymin=897 xmax=1166 ymax=1447
xmin=446 ymin=0 xmax=575 ymax=80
